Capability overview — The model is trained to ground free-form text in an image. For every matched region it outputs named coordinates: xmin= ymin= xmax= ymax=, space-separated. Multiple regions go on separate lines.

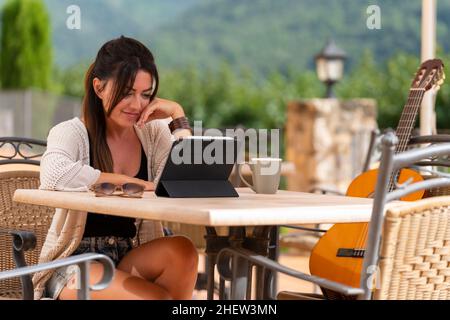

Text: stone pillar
xmin=286 ymin=99 xmax=377 ymax=193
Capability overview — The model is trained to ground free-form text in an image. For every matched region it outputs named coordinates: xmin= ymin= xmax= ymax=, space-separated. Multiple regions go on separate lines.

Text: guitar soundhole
xmin=336 ymin=248 xmax=365 ymax=258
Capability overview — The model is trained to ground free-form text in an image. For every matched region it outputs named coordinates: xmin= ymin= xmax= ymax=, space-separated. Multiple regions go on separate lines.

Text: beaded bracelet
xmin=169 ymin=116 xmax=193 ymax=133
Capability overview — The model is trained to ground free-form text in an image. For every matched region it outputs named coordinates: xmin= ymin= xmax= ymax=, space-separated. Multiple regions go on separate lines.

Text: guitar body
xmin=309 ymin=168 xmax=424 ymax=289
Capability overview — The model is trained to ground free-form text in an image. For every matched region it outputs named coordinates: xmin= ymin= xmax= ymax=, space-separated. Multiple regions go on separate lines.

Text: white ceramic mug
xmin=238 ymin=158 xmax=282 ymax=194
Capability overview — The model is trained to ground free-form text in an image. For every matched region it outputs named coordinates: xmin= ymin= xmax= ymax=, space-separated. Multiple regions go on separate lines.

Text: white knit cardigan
xmin=32 ymin=117 xmax=173 ymax=299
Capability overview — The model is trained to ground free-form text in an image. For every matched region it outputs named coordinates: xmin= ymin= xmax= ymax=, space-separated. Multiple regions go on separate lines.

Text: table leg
xmin=206 ymin=253 xmax=216 ymax=300
xmin=265 ymin=226 xmax=279 ymax=299
xmin=250 ymin=225 xmax=278 ymax=299
xmin=230 ymin=255 xmax=250 ymax=300
xmin=210 ymin=225 xmax=277 ymax=300
xmin=204 ymin=227 xmax=217 ymax=300
xmin=228 ymin=226 xmax=248 ymax=300
xmin=254 ymin=266 xmax=265 ymax=300
xmin=204 ymin=227 xmax=232 ymax=300
xmin=246 ymin=263 xmax=253 ymax=299
xmin=219 ymin=277 xmax=226 ymax=300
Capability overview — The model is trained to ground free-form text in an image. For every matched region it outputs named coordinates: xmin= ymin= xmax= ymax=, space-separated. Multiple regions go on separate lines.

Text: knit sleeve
xmin=150 ymin=120 xmax=174 ymax=185
xmin=39 ymin=122 xmax=101 ymax=191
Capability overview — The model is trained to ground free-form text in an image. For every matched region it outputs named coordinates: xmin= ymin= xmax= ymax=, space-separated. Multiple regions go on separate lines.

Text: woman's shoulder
xmin=49 ymin=117 xmax=85 ymax=133
xmin=47 ymin=117 xmax=88 ymax=143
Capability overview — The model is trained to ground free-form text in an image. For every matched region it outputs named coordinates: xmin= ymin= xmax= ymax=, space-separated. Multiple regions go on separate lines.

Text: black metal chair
xmin=0 ymin=137 xmax=47 ymax=166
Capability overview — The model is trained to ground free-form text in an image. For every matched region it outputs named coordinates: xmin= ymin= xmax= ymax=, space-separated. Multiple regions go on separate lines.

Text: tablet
xmin=155 ymin=136 xmax=240 ymax=198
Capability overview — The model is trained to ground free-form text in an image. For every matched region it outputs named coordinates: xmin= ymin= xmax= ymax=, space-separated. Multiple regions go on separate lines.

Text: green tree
xmin=58 ymin=50 xmax=450 ymax=132
xmin=54 ymin=61 xmax=90 ymax=97
xmin=0 ymin=0 xmax=52 ymax=89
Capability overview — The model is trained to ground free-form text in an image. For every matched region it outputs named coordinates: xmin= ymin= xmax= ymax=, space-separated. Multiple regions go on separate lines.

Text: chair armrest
xmin=0 ymin=253 xmax=115 ymax=300
xmin=409 ymin=134 xmax=450 ymax=145
xmin=217 ymin=247 xmax=364 ymax=298
xmin=0 ymin=229 xmax=36 ymax=257
xmin=413 ymin=160 xmax=450 ymax=168
xmin=0 ymin=228 xmax=37 ymax=299
xmin=4 ymin=230 xmax=37 ymax=253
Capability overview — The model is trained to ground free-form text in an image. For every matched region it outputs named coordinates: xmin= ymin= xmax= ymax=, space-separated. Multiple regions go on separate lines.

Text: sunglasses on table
xmin=90 ymin=182 xmax=145 ymax=198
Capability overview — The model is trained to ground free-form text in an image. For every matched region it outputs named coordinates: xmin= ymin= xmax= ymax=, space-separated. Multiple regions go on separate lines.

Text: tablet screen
xmin=158 ymin=136 xmax=240 ymax=181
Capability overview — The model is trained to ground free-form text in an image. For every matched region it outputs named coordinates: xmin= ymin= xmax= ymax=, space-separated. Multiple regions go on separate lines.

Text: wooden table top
xmin=13 ymin=188 xmax=374 ymax=227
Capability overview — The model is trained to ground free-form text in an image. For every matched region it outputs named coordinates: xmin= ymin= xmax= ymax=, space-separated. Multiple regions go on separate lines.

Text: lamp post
xmin=315 ymin=39 xmax=347 ymax=98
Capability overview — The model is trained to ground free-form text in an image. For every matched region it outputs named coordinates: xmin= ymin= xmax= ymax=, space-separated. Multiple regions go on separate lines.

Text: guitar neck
xmin=394 ymin=89 xmax=425 ymax=154
xmin=387 ymin=89 xmax=425 ymax=192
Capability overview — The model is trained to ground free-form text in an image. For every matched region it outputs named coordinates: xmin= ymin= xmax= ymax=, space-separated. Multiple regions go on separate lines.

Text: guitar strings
xmin=398 ymin=68 xmax=437 ymax=154
xmin=396 ymin=89 xmax=424 ymax=155
xmin=398 ymin=69 xmax=428 ymax=150
xmin=356 ymin=88 xmax=424 ymax=259
xmin=351 ymin=89 xmax=422 ymax=287
xmin=353 ymin=88 xmax=423 ymax=269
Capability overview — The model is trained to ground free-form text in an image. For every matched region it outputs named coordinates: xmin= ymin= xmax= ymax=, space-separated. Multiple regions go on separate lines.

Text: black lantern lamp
xmin=315 ymin=39 xmax=347 ymax=98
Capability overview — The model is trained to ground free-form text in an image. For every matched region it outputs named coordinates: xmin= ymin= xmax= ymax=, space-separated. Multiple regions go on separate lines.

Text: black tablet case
xmin=155 ymin=137 xmax=240 ymax=198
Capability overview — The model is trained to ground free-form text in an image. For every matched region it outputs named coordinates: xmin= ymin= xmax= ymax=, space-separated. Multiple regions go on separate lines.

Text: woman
xmin=33 ymin=36 xmax=198 ymax=300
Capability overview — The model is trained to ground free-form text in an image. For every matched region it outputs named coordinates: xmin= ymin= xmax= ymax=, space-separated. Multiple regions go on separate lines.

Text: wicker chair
xmin=0 ymin=137 xmax=115 ymax=300
xmin=375 ymin=197 xmax=450 ymax=300
xmin=0 ymin=170 xmax=55 ymax=298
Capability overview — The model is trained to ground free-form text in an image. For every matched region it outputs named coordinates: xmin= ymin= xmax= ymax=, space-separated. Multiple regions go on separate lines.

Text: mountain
xmin=148 ymin=0 xmax=450 ymax=73
xmin=2 ymin=0 xmax=450 ymax=73
xmin=43 ymin=0 xmax=200 ymax=66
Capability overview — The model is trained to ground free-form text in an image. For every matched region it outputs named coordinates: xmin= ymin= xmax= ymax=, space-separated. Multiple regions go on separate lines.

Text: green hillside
xmin=0 ymin=0 xmax=447 ymax=72
xmin=17 ymin=0 xmax=447 ymax=74
xmin=43 ymin=0 xmax=200 ymax=66
xmin=150 ymin=0 xmax=450 ymax=73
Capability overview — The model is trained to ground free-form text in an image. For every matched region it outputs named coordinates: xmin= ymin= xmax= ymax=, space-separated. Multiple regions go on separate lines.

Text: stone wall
xmin=286 ymin=98 xmax=377 ymax=193
xmin=0 ymin=90 xmax=80 ymax=139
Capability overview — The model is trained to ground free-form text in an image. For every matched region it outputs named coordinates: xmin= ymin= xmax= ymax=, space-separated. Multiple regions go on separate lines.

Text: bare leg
xmin=118 ymin=235 xmax=199 ymax=299
xmin=59 ymin=263 xmax=172 ymax=300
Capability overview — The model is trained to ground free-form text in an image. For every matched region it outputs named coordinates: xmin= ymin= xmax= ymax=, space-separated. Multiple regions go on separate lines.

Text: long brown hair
xmin=82 ymin=36 xmax=159 ymax=172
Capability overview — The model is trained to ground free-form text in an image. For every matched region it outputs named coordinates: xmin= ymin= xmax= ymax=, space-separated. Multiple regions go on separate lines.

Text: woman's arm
xmin=41 ymin=122 xmax=155 ymax=192
xmin=40 ymin=122 xmax=101 ymax=191
xmin=137 ymin=98 xmax=193 ymax=137
xmin=135 ymin=98 xmax=193 ymax=185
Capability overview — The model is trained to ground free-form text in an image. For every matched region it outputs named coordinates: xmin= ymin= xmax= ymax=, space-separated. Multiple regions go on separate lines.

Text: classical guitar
xmin=309 ymin=59 xmax=445 ymax=297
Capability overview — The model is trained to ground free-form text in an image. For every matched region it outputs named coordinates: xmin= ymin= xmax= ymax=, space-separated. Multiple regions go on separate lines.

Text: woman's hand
xmin=137 ymin=180 xmax=155 ymax=191
xmin=95 ymin=173 xmax=155 ymax=191
xmin=126 ymin=177 xmax=155 ymax=191
xmin=137 ymin=97 xmax=185 ymax=128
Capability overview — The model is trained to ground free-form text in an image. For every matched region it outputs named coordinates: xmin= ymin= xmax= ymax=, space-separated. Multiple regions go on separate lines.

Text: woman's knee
xmin=165 ymin=236 xmax=199 ymax=270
